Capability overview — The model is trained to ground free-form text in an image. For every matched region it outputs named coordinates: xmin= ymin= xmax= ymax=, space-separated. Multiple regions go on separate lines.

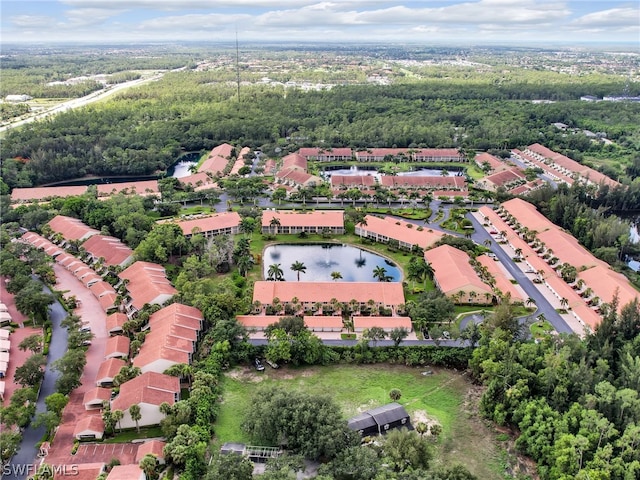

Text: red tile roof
xmin=303 ymin=316 xmax=344 ymax=330
xmin=89 ymin=281 xmax=117 ymax=298
xmin=578 ymin=265 xmax=639 ymax=312
xmin=96 ymin=180 xmax=159 ymax=197
xmin=98 ymin=292 xmax=118 ymax=312
xmin=380 ymin=175 xmax=465 ymax=189
xmin=135 ymin=440 xmax=166 ymax=463
xmin=424 ymin=245 xmax=493 ymax=296
xmin=111 ymin=372 xmax=179 ymax=410
xmin=83 ymin=387 xmax=112 ymax=407
xmin=54 ymin=463 xmax=105 ymax=480
xmin=132 ymin=304 xmax=202 ymax=372
xmin=199 ymin=143 xmax=234 ymax=174
xmin=119 ymin=261 xmax=177 ymax=310
xmin=253 ymin=281 xmax=405 ymax=306
xmin=475 ymin=152 xmax=508 ymax=172
xmin=11 ymin=185 xmax=88 ymax=203
xmin=298 ymin=147 xmax=353 ymax=159
xmin=353 ymin=316 xmax=412 ymax=330
xmin=179 ymin=172 xmax=217 ymax=190
xmin=261 ymin=210 xmax=344 ymax=228
xmin=477 ymin=255 xmax=526 ymax=302
xmin=105 ymin=336 xmax=130 ymax=359
xmin=82 ymin=235 xmax=134 ymax=267
xmin=331 ymin=175 xmax=377 ymax=187
xmin=358 ymin=215 xmax=444 ymax=249
xmin=167 ymin=211 xmax=241 ymax=236
xmin=74 ymin=415 xmax=104 ymax=437
xmin=484 ymin=168 xmax=525 ymax=188
xmin=282 ymin=153 xmax=307 ymax=170
xmin=96 ymin=358 xmax=126 ymax=384
xmin=48 ymin=215 xmax=100 ymax=241
xmin=106 ymin=313 xmax=128 ymax=334
xmin=106 ymin=464 xmax=144 ymax=480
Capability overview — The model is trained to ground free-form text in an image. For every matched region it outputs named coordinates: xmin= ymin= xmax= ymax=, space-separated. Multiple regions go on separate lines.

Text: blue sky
xmin=1 ymin=1 xmax=639 ymax=45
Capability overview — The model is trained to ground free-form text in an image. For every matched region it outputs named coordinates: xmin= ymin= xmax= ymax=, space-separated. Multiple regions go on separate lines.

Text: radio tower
xmin=235 ymin=27 xmax=241 ymax=101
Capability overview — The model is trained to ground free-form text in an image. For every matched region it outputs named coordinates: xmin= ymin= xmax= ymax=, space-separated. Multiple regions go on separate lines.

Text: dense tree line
xmin=1 ymin=70 xmax=638 ymax=188
xmin=470 ymin=297 xmax=640 ymax=479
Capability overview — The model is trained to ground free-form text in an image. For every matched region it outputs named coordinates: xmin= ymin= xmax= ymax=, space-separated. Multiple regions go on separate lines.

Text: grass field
xmin=215 ymin=364 xmax=505 ymax=478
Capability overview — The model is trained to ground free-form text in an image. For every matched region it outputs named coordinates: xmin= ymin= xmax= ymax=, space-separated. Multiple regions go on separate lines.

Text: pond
xmin=262 ymin=243 xmax=402 ymax=282
xmin=320 ymin=165 xmax=465 ymax=181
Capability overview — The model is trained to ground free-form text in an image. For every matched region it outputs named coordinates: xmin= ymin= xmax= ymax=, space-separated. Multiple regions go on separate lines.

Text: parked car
xmin=79 ymin=325 xmax=91 ymax=333
xmin=253 ymin=358 xmax=265 ymax=372
xmin=489 ymin=230 xmax=498 ymax=234
xmin=265 ymin=359 xmax=279 ymax=369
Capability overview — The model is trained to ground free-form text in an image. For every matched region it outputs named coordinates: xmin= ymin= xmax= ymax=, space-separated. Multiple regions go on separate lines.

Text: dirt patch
xmin=226 ymin=367 xmax=267 ymax=383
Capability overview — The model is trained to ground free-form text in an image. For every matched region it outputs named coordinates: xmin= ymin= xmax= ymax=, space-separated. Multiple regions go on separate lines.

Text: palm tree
xmin=267 ymin=263 xmax=284 ymax=281
xmin=269 ymin=217 xmax=281 ymax=235
xmin=560 ymin=298 xmax=569 ymax=310
xmin=526 ymin=297 xmax=535 ymax=308
xmin=514 ymin=247 xmax=523 ymax=258
xmin=290 ymin=261 xmax=307 ymax=281
xmin=112 ymin=409 xmax=124 ymax=433
xmin=129 ymin=404 xmax=142 ymax=433
xmin=331 ymin=271 xmax=343 ymax=281
xmin=372 ymin=266 xmax=389 ymax=282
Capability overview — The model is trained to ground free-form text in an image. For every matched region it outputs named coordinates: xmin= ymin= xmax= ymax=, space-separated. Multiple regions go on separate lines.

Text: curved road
xmin=4 ymin=286 xmax=68 ymax=480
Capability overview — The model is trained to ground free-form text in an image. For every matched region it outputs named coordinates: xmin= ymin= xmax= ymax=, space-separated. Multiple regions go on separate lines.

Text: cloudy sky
xmin=2 ymin=0 xmax=639 ymax=45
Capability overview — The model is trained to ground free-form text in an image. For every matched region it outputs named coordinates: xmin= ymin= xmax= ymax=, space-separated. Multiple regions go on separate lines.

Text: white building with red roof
xmin=356 ymin=215 xmax=444 ymax=251
xmin=111 ymin=372 xmax=180 ymax=429
xmin=298 ymin=147 xmax=353 ymax=162
xmin=262 ymin=210 xmax=344 ymax=235
xmin=198 ymin=143 xmax=234 ymax=176
xmin=96 ymin=358 xmax=126 ymax=387
xmin=118 ymin=262 xmax=177 ymax=315
xmin=47 ymin=215 xmax=99 ymax=243
xmin=380 ymin=175 xmax=465 ymax=190
xmin=104 ymin=336 xmax=130 ymax=360
xmin=132 ymin=303 xmax=203 ymax=374
xmin=353 ymin=316 xmax=413 ymax=332
xmin=96 ymin=180 xmax=159 ymax=198
xmin=164 ymin=211 xmax=241 ymax=238
xmin=81 ymin=234 xmax=134 ymax=268
xmin=413 ymin=148 xmax=463 ymax=162
xmin=73 ymin=416 xmax=104 ymax=440
xmin=424 ymin=245 xmax=493 ymax=304
xmin=475 ymin=152 xmax=509 ymax=173
xmin=253 ymin=281 xmax=405 ymax=312
xmin=83 ymin=387 xmax=112 ymax=410
xmin=106 ymin=313 xmax=128 ymax=336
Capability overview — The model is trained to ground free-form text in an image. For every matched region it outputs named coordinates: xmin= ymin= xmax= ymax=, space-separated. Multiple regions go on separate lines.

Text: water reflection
xmin=263 ymin=243 xmax=400 ymax=282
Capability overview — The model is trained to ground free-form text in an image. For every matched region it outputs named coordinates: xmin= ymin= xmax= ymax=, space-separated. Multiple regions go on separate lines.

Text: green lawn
xmin=104 ymin=426 xmax=163 ymax=443
xmin=215 ymin=364 xmax=504 ymax=478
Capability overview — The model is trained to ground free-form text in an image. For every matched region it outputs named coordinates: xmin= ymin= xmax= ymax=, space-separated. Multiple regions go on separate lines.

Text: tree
xmin=270 ymin=217 xmax=281 ymax=235
xmin=390 ymin=327 xmax=409 ymax=346
xmin=330 ymin=271 xmax=343 ymax=281
xmin=205 ymin=452 xmax=253 ymax=480
xmin=18 ymin=334 xmax=43 ymax=353
xmin=14 ymin=281 xmax=54 ymax=325
xmin=372 ymin=266 xmax=390 ymax=282
xmin=242 ymin=385 xmax=359 ymax=460
xmin=112 ymin=409 xmax=124 ymax=433
xmin=290 ymin=260 xmax=307 ymax=281
xmin=363 ymin=326 xmax=387 ymax=347
xmin=129 ymin=404 xmax=142 ymax=433
xmin=15 ymin=353 xmax=47 ymax=387
xmin=318 ymin=445 xmax=380 ymax=480
xmin=267 ymin=263 xmax=284 ymax=281
xmin=381 ymin=427 xmax=433 ymax=472
xmin=44 ymin=393 xmax=69 ymax=416
xmin=389 ymin=388 xmax=402 ymax=401
xmin=0 ymin=431 xmax=21 ymax=465
xmin=271 ymin=188 xmax=287 ymax=206
xmin=139 ymin=453 xmax=160 ymax=480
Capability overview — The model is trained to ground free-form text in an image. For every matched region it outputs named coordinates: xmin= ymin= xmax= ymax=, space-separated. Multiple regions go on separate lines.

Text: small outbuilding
xmin=220 ymin=443 xmax=246 ymax=456
xmin=347 ymin=402 xmax=412 ymax=437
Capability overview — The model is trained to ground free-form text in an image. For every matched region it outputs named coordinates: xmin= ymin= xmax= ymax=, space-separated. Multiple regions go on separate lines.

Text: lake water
xmin=171 ymin=161 xmax=197 ymax=178
xmin=320 ymin=165 xmax=463 ymax=181
xmin=262 ymin=243 xmax=402 ymax=282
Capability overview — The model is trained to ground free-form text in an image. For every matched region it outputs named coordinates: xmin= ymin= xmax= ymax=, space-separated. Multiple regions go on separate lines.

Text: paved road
xmin=466 ymin=212 xmax=573 ymax=334
xmin=0 ymin=74 xmax=164 ymax=134
xmin=3 ymin=287 xmax=68 ymax=480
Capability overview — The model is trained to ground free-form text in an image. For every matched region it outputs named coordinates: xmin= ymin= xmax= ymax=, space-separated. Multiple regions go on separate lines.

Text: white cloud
xmin=10 ymin=15 xmax=55 ymax=28
xmin=570 ymin=7 xmax=640 ymax=28
xmin=64 ymin=8 xmax=126 ymax=26
xmin=60 ymin=0 xmax=320 ymax=9
xmin=138 ymin=12 xmax=252 ymax=31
